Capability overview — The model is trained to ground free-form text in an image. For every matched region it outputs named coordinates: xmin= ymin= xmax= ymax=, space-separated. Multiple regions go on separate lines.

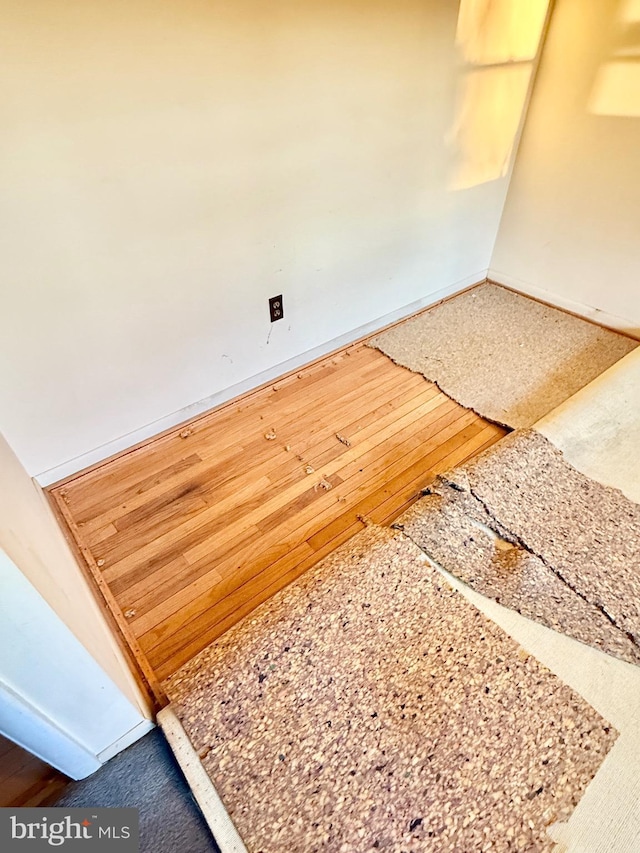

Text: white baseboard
xmin=97 ymin=718 xmax=155 ymax=765
xmin=36 ymin=271 xmax=486 ymax=486
xmin=488 ymin=270 xmax=640 ymax=339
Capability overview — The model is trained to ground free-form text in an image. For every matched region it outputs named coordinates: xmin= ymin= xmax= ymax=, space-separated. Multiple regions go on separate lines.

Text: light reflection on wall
xmin=450 ymin=0 xmax=549 ymax=191
xmin=456 ymin=0 xmax=549 ymax=64
xmin=589 ymin=0 xmax=640 ymax=118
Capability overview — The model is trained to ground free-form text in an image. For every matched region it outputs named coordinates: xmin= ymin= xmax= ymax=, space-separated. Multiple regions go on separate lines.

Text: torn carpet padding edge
xmin=368 ymin=283 xmax=637 ymax=430
xmin=395 ymin=429 xmax=640 ymax=667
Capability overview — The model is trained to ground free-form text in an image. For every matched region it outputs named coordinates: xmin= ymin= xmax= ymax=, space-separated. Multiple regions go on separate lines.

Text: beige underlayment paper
xmin=165 ymin=525 xmax=615 ymax=853
xmin=368 ymin=283 xmax=637 ymax=429
xmin=536 ymin=346 xmax=640 ymax=505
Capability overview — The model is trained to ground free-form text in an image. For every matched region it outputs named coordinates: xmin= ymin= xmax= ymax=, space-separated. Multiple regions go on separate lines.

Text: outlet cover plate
xmin=269 ymin=295 xmax=284 ymax=323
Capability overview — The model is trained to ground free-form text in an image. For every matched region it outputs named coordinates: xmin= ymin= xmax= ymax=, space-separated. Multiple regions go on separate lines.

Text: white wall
xmin=0 ymin=431 xmax=151 ymax=719
xmin=0 ymin=548 xmax=152 ymax=779
xmin=0 ymin=0 xmax=522 ymax=479
xmin=491 ymin=0 xmax=640 ymax=334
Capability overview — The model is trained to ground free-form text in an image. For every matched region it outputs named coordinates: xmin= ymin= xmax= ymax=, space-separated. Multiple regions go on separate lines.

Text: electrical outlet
xmin=269 ymin=294 xmax=284 ymax=323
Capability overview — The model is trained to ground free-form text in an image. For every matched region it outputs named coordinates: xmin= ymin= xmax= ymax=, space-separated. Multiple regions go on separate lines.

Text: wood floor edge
xmin=46 ymin=489 xmax=167 ymax=709
xmin=157 ymin=707 xmax=248 ymax=853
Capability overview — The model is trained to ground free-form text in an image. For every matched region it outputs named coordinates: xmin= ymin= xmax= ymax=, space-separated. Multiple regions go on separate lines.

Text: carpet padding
xmin=368 ymin=284 xmax=637 ymax=429
xmin=398 ymin=430 xmax=640 ymax=666
xmin=166 ymin=525 xmax=615 ymax=853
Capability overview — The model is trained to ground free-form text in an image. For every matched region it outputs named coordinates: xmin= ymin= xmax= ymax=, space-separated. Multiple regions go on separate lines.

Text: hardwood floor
xmin=50 ymin=343 xmax=507 ymax=697
xmin=0 ymin=735 xmax=68 ymax=807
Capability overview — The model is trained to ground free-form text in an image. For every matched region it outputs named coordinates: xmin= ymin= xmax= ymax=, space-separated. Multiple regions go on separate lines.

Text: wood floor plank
xmin=0 ymin=741 xmax=35 ymax=785
xmin=376 ymin=429 xmax=506 ymax=526
xmin=133 ymin=470 xmax=348 ymax=643
xmin=266 ymin=380 xmax=445 ymax=482
xmin=0 ymin=737 xmax=14 ymax=761
xmin=260 ymin=374 xmax=435 ymax=491
xmin=64 ymin=452 xmax=205 ymax=524
xmin=255 ymin=395 xmax=456 ymax=537
xmin=142 ymin=541 xmax=316 ymax=667
xmin=306 ymin=412 xmax=481 ymax=553
xmin=139 ymin=411 xmax=486 ymax=664
xmin=51 ymin=493 xmax=168 ymax=703
xmin=99 ymin=474 xmax=272 ymax=577
xmin=194 ymin=357 xmax=420 ymax=466
xmin=78 ymin=353 xmax=417 ymax=546
xmin=93 ymin=363 xmax=421 ymax=569
xmin=369 ymin=422 xmax=506 ymax=525
xmin=1 ymin=763 xmax=52 ymax=807
xmin=49 ymin=341 xmax=507 ymax=694
xmin=179 ymin=393 xmax=450 ymax=568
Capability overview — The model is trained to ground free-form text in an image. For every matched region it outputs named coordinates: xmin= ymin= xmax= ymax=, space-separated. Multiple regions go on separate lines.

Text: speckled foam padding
xmin=165 ymin=524 xmax=615 ymax=853
xmin=398 ymin=429 xmax=640 ymax=667
xmin=368 ymin=283 xmax=637 ymax=429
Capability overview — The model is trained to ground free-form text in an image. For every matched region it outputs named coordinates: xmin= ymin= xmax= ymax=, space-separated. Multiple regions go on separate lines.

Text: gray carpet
xmin=51 ymin=728 xmax=220 ymax=853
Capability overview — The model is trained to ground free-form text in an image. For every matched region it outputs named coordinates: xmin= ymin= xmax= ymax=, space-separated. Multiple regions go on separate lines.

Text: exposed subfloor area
xmin=49 ymin=341 xmax=505 ymax=690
